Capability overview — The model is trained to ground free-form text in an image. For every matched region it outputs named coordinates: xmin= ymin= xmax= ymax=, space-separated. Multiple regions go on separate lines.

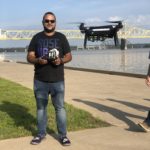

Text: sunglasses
xmin=44 ymin=19 xmax=56 ymax=24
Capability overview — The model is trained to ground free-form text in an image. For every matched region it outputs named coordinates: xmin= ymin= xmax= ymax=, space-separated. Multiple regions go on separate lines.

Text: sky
xmin=1 ymin=0 xmax=150 ymax=30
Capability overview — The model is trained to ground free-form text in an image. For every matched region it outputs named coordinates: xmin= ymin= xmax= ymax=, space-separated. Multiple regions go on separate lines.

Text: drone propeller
xmin=67 ymin=22 xmax=84 ymax=25
xmin=106 ymin=20 xmax=123 ymax=24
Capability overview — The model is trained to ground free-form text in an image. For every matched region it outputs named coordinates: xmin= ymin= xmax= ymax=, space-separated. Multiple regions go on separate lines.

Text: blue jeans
xmin=34 ymin=79 xmax=67 ymax=138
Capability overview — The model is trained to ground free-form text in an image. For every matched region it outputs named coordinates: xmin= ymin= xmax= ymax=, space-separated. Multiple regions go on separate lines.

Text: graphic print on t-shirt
xmin=37 ymin=38 xmax=60 ymax=57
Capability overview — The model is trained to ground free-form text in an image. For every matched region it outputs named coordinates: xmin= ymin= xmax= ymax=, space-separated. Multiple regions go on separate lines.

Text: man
xmin=27 ymin=12 xmax=72 ymax=146
xmin=138 ymin=65 xmax=150 ymax=132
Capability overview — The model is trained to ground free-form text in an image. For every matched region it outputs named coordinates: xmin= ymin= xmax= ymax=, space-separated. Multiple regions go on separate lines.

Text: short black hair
xmin=42 ymin=12 xmax=56 ymax=22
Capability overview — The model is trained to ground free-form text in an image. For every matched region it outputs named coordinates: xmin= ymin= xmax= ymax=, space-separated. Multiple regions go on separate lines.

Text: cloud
xmin=84 ymin=17 xmax=102 ymax=25
xmin=108 ymin=16 xmax=123 ymax=21
xmin=107 ymin=15 xmax=150 ymax=29
xmin=126 ymin=15 xmax=150 ymax=27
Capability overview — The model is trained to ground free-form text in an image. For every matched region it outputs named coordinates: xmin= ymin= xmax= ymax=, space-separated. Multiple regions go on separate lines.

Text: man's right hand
xmin=27 ymin=51 xmax=48 ymax=65
xmin=38 ymin=57 xmax=48 ymax=65
xmin=145 ymin=76 xmax=150 ymax=87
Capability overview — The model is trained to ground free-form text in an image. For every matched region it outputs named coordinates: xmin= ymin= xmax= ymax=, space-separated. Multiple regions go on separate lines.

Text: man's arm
xmin=61 ymin=52 xmax=72 ymax=63
xmin=53 ymin=52 xmax=72 ymax=65
xmin=27 ymin=51 xmax=48 ymax=65
xmin=146 ymin=76 xmax=150 ymax=87
xmin=146 ymin=64 xmax=150 ymax=87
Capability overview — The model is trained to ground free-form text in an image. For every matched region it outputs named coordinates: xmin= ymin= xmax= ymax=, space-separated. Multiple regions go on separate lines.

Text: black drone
xmin=79 ymin=21 xmax=123 ymax=48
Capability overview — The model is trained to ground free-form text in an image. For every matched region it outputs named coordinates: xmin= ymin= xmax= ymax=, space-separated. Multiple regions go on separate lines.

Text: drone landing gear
xmin=84 ymin=35 xmax=87 ymax=49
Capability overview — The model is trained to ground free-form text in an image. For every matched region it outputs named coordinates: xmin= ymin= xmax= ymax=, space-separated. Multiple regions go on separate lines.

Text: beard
xmin=44 ymin=26 xmax=55 ymax=33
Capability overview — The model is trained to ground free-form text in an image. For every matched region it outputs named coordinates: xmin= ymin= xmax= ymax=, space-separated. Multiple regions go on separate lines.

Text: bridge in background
xmin=0 ymin=23 xmax=150 ymax=40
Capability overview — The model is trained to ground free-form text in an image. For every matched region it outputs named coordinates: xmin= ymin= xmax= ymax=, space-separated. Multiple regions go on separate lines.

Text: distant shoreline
xmin=0 ymin=43 xmax=150 ymax=52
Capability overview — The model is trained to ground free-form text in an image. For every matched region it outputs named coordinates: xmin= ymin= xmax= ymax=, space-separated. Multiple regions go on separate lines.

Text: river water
xmin=0 ymin=48 xmax=150 ymax=75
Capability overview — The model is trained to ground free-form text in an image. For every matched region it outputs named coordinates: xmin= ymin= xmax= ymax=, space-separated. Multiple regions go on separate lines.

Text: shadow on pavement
xmin=107 ymin=98 xmax=150 ymax=112
xmin=73 ymin=98 xmax=145 ymax=132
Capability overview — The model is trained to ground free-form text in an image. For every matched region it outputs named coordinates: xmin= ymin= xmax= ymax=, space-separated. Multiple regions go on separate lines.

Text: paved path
xmin=0 ymin=61 xmax=150 ymax=150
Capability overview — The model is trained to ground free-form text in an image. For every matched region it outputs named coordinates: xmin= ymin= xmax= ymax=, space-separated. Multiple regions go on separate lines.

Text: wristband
xmin=36 ymin=58 xmax=40 ymax=64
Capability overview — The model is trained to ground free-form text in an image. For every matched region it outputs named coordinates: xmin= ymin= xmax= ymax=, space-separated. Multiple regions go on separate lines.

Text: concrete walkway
xmin=0 ymin=61 xmax=150 ymax=150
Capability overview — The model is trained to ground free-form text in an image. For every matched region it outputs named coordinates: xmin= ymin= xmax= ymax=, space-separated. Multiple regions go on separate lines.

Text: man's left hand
xmin=52 ymin=57 xmax=62 ymax=65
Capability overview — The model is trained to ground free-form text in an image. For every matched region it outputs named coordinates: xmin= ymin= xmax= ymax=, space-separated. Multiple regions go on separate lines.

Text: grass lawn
xmin=0 ymin=78 xmax=110 ymax=140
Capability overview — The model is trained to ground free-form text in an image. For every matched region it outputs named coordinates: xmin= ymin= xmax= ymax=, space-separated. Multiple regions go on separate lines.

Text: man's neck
xmin=44 ymin=31 xmax=55 ymax=36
